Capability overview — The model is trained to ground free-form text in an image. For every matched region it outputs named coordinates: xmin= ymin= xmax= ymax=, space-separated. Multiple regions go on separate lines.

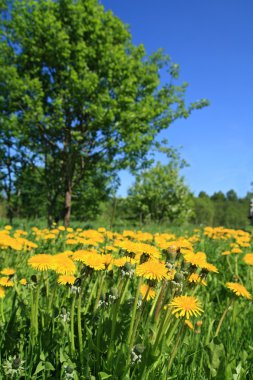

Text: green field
xmin=0 ymin=224 xmax=253 ymax=379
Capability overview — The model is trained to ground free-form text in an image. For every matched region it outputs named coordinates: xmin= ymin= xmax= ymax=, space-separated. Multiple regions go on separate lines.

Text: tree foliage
xmin=0 ymin=0 xmax=208 ymax=225
xmin=127 ymin=151 xmax=193 ymax=224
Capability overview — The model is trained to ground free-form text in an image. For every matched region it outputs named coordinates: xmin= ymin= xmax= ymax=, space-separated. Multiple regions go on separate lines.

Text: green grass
xmin=0 ymin=224 xmax=252 ymax=379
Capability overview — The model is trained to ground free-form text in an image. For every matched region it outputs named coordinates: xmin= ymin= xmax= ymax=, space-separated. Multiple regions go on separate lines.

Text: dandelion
xmin=113 ymin=257 xmax=137 ymax=267
xmin=28 ymin=254 xmax=56 ymax=271
xmin=0 ymin=277 xmax=14 ymax=287
xmin=168 ymin=295 xmax=204 ymax=319
xmin=226 ymin=282 xmax=252 ymax=300
xmin=221 ymin=251 xmax=231 ymax=256
xmin=19 ymin=278 xmax=27 ymax=285
xmin=140 ymin=284 xmax=155 ymax=300
xmin=0 ymin=286 xmax=5 ymax=298
xmin=202 ymin=263 xmax=219 ymax=273
xmin=183 ymin=252 xmax=207 ymax=267
xmin=81 ymin=254 xmax=105 ymax=270
xmin=53 ymin=255 xmax=76 ymax=275
xmin=188 ymin=273 xmax=207 ymax=286
xmin=243 ymin=253 xmax=253 ymax=266
xmin=185 ymin=319 xmax=194 ymax=330
xmin=1 ymin=268 xmax=16 ymax=276
xmin=136 ymin=260 xmax=168 ymax=281
xmin=58 ymin=275 xmax=76 ymax=285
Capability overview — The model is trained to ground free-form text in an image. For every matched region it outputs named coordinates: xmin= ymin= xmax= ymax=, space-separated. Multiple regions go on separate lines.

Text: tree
xmin=127 ymin=152 xmax=193 ymax=225
xmin=0 ymin=0 xmax=208 ymax=226
xmin=191 ymin=194 xmax=214 ymax=226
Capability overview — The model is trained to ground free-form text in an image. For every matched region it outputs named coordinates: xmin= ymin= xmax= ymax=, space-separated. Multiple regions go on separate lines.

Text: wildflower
xmin=53 ymin=255 xmax=76 ymax=275
xmin=28 ymin=254 xmax=55 ymax=271
xmin=101 ymin=254 xmax=113 ymax=269
xmin=136 ymin=260 xmax=168 ymax=281
xmin=20 ymin=278 xmax=27 ymax=285
xmin=0 ymin=277 xmax=14 ymax=287
xmin=168 ymin=295 xmax=204 ymax=319
xmin=231 ymin=247 xmax=242 ymax=254
xmin=226 ymin=282 xmax=252 ymax=300
xmin=140 ymin=284 xmax=155 ymax=300
xmin=185 ymin=319 xmax=194 ymax=330
xmin=58 ymin=275 xmax=76 ymax=285
xmin=113 ymin=257 xmax=136 ymax=267
xmin=221 ymin=251 xmax=231 ymax=256
xmin=243 ymin=253 xmax=253 ymax=266
xmin=81 ymin=254 xmax=105 ymax=270
xmin=0 ymin=286 xmax=5 ymax=298
xmin=1 ymin=268 xmax=15 ymax=276
xmin=184 ymin=252 xmax=207 ymax=267
xmin=202 ymin=263 xmax=219 ymax=273
xmin=188 ymin=273 xmax=207 ymax=286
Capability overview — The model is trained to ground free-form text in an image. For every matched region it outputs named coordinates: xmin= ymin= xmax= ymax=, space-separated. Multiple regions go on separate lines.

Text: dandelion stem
xmin=70 ymin=294 xmax=76 ymax=355
xmin=77 ymin=290 xmax=83 ymax=368
xmin=94 ymin=272 xmax=106 ymax=311
xmin=215 ymin=298 xmax=234 ymax=337
xmin=127 ymin=278 xmax=141 ymax=346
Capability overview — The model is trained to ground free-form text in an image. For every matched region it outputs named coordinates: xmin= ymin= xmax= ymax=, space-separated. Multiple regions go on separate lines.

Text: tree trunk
xmin=64 ymin=183 xmax=72 ymax=227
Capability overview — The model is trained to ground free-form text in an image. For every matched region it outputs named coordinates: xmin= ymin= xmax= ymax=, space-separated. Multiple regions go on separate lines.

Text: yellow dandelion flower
xmin=221 ymin=251 xmax=231 ymax=256
xmin=140 ymin=284 xmax=156 ymax=300
xmin=243 ymin=254 xmax=253 ymax=266
xmin=112 ymin=257 xmax=137 ymax=267
xmin=185 ymin=319 xmax=194 ymax=330
xmin=0 ymin=277 xmax=14 ymax=287
xmin=169 ymin=295 xmax=204 ymax=319
xmin=231 ymin=247 xmax=242 ymax=254
xmin=66 ymin=239 xmax=78 ymax=245
xmin=135 ymin=260 xmax=168 ymax=281
xmin=28 ymin=254 xmax=56 ymax=271
xmin=166 ymin=269 xmax=176 ymax=281
xmin=0 ymin=286 xmax=5 ymax=298
xmin=20 ymin=278 xmax=27 ymax=285
xmin=188 ymin=273 xmax=207 ymax=286
xmin=4 ymin=225 xmax=12 ymax=230
xmin=1 ymin=268 xmax=16 ymax=276
xmin=82 ymin=255 xmax=105 ymax=270
xmin=53 ymin=255 xmax=76 ymax=275
xmin=184 ymin=252 xmax=207 ymax=267
xmin=57 ymin=275 xmax=76 ymax=285
xmin=58 ymin=226 xmax=65 ymax=231
xmin=202 ymin=263 xmax=219 ymax=273
xmin=226 ymin=282 xmax=252 ymax=299
xmin=101 ymin=254 xmax=113 ymax=269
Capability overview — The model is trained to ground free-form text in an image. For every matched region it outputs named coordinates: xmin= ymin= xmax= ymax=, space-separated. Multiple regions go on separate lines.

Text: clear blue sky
xmin=102 ymin=0 xmax=253 ymax=198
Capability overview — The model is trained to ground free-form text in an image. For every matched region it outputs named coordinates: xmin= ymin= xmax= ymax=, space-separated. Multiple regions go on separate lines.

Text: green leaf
xmin=45 ymin=362 xmax=55 ymax=371
xmin=33 ymin=361 xmax=45 ymax=376
xmin=98 ymin=372 xmax=112 ymax=379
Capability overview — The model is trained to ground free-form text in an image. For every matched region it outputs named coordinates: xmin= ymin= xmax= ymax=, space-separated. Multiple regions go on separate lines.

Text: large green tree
xmin=0 ymin=0 xmax=208 ymax=225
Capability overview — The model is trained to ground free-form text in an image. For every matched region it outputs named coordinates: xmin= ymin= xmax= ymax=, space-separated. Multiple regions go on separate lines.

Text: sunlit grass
xmin=0 ymin=224 xmax=252 ymax=379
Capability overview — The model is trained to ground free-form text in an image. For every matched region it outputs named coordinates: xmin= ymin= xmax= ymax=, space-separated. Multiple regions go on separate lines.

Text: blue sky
xmin=102 ymin=0 xmax=253 ymax=198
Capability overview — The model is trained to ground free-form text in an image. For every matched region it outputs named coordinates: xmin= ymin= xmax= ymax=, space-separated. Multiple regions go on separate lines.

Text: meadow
xmin=0 ymin=224 xmax=253 ymax=379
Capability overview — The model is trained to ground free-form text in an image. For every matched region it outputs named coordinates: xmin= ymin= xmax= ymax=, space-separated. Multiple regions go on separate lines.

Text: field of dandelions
xmin=0 ymin=224 xmax=253 ymax=379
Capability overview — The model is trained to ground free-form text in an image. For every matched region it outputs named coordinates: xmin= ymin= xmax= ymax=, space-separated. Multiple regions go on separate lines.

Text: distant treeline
xmin=0 ymin=183 xmax=251 ymax=229
xmin=103 ymin=190 xmax=252 ymax=229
